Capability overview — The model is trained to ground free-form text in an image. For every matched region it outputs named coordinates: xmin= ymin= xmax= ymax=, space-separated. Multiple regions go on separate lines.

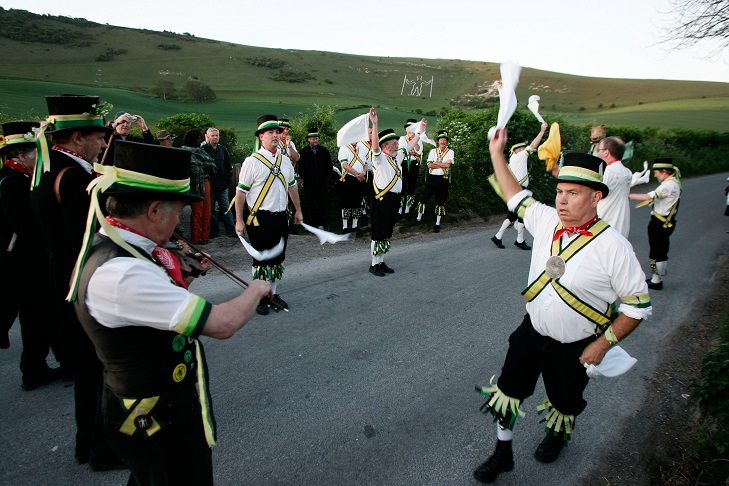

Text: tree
xmin=151 ymin=79 xmax=175 ymax=100
xmin=183 ymin=79 xmax=216 ymax=103
xmin=660 ymin=0 xmax=729 ymax=57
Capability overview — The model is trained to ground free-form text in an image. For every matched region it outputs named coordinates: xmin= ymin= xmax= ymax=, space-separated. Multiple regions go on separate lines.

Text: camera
xmin=130 ymin=115 xmax=139 ymax=123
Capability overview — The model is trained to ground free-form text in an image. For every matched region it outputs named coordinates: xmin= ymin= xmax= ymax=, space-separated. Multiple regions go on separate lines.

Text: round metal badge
xmin=545 ymin=255 xmax=566 ymax=279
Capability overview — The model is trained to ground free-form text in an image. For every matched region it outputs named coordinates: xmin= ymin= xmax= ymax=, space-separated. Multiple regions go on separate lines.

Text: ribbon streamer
xmin=630 ymin=161 xmax=650 ymax=187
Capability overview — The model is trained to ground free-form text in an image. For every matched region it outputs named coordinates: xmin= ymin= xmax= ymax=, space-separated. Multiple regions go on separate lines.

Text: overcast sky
xmin=3 ymin=0 xmax=728 ymax=83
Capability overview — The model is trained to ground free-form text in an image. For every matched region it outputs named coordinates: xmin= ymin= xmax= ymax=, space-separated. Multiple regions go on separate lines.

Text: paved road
xmin=1 ymin=172 xmax=727 ymax=485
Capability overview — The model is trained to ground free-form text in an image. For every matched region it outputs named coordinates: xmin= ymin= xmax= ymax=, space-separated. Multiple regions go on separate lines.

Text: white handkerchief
xmin=528 ymin=95 xmax=545 ymax=123
xmin=488 ymin=61 xmax=521 ymax=139
xmin=630 ymin=161 xmax=650 ymax=187
xmin=332 ymin=166 xmax=342 ymax=176
xmin=405 ymin=122 xmax=436 ymax=146
xmin=301 ymin=222 xmax=354 ymax=245
xmin=337 ymin=113 xmax=369 ymax=147
xmin=238 ymin=236 xmax=285 ymax=261
xmin=584 ymin=346 xmax=637 ymax=378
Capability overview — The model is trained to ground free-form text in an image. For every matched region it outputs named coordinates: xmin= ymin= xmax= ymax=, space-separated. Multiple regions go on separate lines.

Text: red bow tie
xmin=553 ymin=216 xmax=598 ymax=241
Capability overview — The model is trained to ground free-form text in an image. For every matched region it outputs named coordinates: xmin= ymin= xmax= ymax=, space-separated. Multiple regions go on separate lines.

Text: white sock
xmin=495 ymin=219 xmax=511 ymax=239
xmin=417 ymin=213 xmax=423 ymax=221
xmin=352 ymin=218 xmax=358 ymax=228
xmin=371 ymin=241 xmax=378 ymax=266
xmin=496 ymin=423 xmax=514 ymax=441
xmin=515 ymin=221 xmax=525 ymax=243
xmin=404 ymin=205 xmax=410 ymax=214
xmin=435 ymin=215 xmax=442 ymax=225
xmin=377 ymin=254 xmax=384 ymax=264
xmin=271 ymin=281 xmax=279 ymax=295
xmin=342 ymin=219 xmax=348 ymax=230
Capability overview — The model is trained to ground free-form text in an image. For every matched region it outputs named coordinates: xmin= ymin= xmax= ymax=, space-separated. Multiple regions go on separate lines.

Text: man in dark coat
xmin=202 ymin=127 xmax=235 ymax=237
xmin=102 ymin=110 xmax=156 ymax=164
xmin=0 ymin=121 xmax=61 ymax=390
xmin=30 ymin=95 xmax=123 ymax=470
xmin=297 ymin=127 xmax=333 ymax=228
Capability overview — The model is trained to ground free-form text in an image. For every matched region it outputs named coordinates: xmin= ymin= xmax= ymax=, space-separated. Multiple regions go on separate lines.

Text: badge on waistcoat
xmin=545 ymin=255 xmax=566 ymax=279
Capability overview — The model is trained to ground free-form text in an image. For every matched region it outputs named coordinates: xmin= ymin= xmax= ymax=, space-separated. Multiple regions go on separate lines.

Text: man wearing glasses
xmin=596 ymin=136 xmax=632 ymax=238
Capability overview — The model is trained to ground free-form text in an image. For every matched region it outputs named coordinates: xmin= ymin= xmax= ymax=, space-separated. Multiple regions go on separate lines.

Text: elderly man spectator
xmin=298 ymin=127 xmax=333 ymax=229
xmin=202 ymin=127 xmax=236 ymax=238
xmin=103 ymin=111 xmax=155 ymax=164
xmin=157 ymin=130 xmax=175 ymax=147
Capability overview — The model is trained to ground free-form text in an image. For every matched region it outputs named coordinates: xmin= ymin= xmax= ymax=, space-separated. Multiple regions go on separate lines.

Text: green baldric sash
xmin=373 ymin=152 xmax=401 ymax=200
xmin=522 ymin=218 xmax=614 ymax=333
xmin=246 ymin=152 xmax=287 ymax=226
xmin=650 ymin=198 xmax=680 ymax=228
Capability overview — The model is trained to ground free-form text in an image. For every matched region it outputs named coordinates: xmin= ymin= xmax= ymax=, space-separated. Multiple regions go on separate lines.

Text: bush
xmin=183 ymin=79 xmax=216 ymax=102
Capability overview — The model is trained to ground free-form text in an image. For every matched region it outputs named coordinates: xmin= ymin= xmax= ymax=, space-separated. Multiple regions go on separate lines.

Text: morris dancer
xmin=473 ymin=128 xmax=651 ymax=483
xmin=368 ymin=108 xmax=425 ymax=276
xmin=491 ymin=122 xmax=548 ymax=250
xmin=235 ymin=115 xmax=303 ymax=315
xmin=629 ymin=158 xmax=681 ymax=290
xmin=412 ymin=130 xmax=453 ymax=233
xmin=337 ymin=127 xmax=372 ymax=234
xmin=398 ymin=118 xmax=423 ymax=218
xmin=595 ymin=136 xmax=632 ymax=238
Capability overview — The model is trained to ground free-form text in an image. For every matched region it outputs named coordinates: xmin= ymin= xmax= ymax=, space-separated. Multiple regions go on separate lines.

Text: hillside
xmin=1 ymin=7 xmax=728 ymax=133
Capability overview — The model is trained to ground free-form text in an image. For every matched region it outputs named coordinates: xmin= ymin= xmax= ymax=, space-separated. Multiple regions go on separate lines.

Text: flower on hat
xmin=86 ymin=100 xmax=113 ymax=118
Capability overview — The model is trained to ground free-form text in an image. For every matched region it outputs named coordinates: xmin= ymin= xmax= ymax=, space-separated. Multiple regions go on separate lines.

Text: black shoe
xmin=354 ymin=228 xmax=364 ymax=237
xmin=22 ymin=367 xmax=62 ymax=391
xmin=271 ymin=294 xmax=289 ymax=311
xmin=514 ymin=240 xmax=531 ymax=250
xmin=369 ymin=265 xmax=385 ymax=277
xmin=360 ymin=215 xmax=369 ymax=227
xmin=646 ymin=278 xmax=663 ymax=290
xmin=491 ymin=236 xmax=505 ymax=249
xmin=378 ymin=262 xmax=394 ymax=274
xmin=534 ymin=434 xmax=565 ymax=463
xmin=473 ymin=440 xmax=514 ymax=483
xmin=256 ymin=298 xmax=270 ymax=315
xmin=433 ymin=224 xmax=441 ymax=233
xmin=409 ymin=218 xmax=420 ymax=226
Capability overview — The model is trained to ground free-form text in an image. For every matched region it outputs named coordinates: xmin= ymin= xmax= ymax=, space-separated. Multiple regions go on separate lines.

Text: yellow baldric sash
xmin=521 ymin=218 xmax=614 ymax=333
xmin=636 ymin=176 xmax=681 ymax=228
xmin=373 ymin=152 xmax=402 ymax=200
xmin=340 ymin=143 xmax=370 ymax=182
xmin=245 ymin=152 xmax=287 ymax=226
xmin=403 ymin=135 xmax=421 ymax=171
xmin=430 ymin=147 xmax=451 ymax=179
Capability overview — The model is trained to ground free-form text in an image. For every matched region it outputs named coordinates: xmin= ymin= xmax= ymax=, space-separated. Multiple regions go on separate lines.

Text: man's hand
xmin=489 ymin=128 xmax=508 ymax=156
xmin=247 ymin=279 xmax=272 ymax=301
xmin=293 ymin=209 xmax=304 ymax=225
xmin=541 ymin=122 xmax=548 ymax=132
xmin=369 ymin=107 xmax=378 ymax=124
xmin=134 ymin=115 xmax=148 ymax=131
xmin=235 ymin=220 xmax=246 ymax=237
xmin=579 ymin=338 xmax=611 ymax=366
xmin=356 ymin=172 xmax=364 ymax=182
xmin=419 ymin=118 xmax=428 ymax=130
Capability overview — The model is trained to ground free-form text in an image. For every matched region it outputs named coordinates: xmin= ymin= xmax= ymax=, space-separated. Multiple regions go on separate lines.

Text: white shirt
xmin=427 ymin=147 xmax=454 ymax=176
xmin=597 ymin=160 xmax=633 ymax=238
xmin=508 ymin=150 xmax=531 ymax=187
xmin=338 ymin=143 xmax=368 ymax=174
xmin=398 ymin=135 xmax=423 ymax=162
xmin=237 ymin=147 xmax=297 ymax=212
xmin=86 ymin=228 xmax=210 ymax=336
xmin=371 ymin=147 xmax=404 ymax=194
xmin=508 ymin=191 xmax=651 ymax=343
xmin=649 ymin=177 xmax=681 ymax=217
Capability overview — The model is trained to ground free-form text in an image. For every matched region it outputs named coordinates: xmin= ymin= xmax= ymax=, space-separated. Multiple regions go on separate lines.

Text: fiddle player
xmin=70 ymin=141 xmax=271 ymax=485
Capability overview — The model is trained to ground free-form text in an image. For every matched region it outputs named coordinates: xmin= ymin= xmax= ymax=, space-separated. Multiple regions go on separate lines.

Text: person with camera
xmin=103 ymin=111 xmax=156 ymax=164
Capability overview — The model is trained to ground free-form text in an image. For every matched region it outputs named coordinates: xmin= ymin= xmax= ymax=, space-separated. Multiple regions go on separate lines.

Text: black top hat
xmin=255 ymin=115 xmax=282 ymax=136
xmin=554 ymin=152 xmax=609 ymax=197
xmin=0 ymin=122 xmax=40 ymax=154
xmin=307 ymin=127 xmax=320 ymax=137
xmin=378 ymin=128 xmax=398 ymax=145
xmin=404 ymin=118 xmax=417 ymax=129
xmin=44 ymin=95 xmax=114 ymax=135
xmin=102 ymin=141 xmax=202 ymax=202
xmin=278 ymin=118 xmax=291 ymax=128
xmin=436 ymin=130 xmax=449 ymax=141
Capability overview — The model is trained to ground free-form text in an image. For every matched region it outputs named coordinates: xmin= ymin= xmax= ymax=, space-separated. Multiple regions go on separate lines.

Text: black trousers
xmin=497 ymin=314 xmax=595 ymax=417
xmin=102 ymin=386 xmax=213 ymax=486
xmin=245 ymin=209 xmax=289 ymax=267
xmin=419 ymin=175 xmax=449 ymax=207
xmin=647 ymin=215 xmax=675 ymax=261
xmin=400 ymin=161 xmax=420 ymax=198
xmin=371 ymin=192 xmax=400 ymax=241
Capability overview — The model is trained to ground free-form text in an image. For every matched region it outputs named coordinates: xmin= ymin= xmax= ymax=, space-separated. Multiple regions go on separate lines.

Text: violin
xmin=168 ymin=238 xmax=208 ymax=280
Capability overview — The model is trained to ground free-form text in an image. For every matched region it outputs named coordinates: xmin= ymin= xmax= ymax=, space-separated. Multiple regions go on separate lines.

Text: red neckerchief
xmin=606 ymin=158 xmax=620 ymax=166
xmin=105 ymin=217 xmax=187 ymax=289
xmin=4 ymin=159 xmax=31 ymax=176
xmin=553 ymin=215 xmax=599 ymax=241
xmin=52 ymin=145 xmax=85 ymax=160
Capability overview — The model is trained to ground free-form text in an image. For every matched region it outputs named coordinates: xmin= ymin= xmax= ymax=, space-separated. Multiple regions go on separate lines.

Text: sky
xmin=2 ymin=0 xmax=728 ymax=84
